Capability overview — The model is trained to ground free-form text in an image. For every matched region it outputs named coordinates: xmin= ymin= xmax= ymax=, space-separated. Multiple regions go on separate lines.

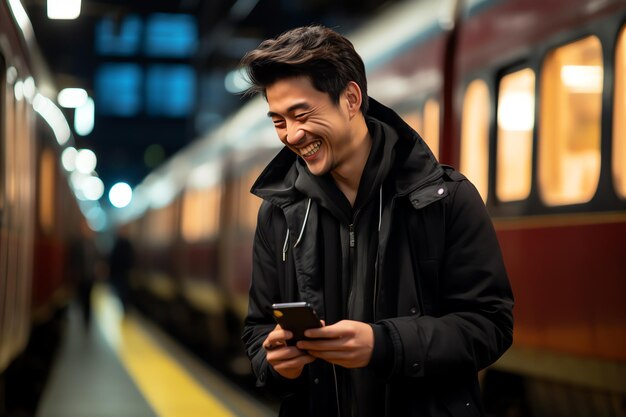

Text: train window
xmin=181 ymin=186 xmax=221 ymax=242
xmin=238 ymin=167 xmax=263 ymax=232
xmin=146 ymin=203 xmax=177 ymax=246
xmin=38 ymin=149 xmax=55 ymax=235
xmin=460 ymin=79 xmax=490 ymax=201
xmin=614 ymin=28 xmax=626 ymax=199
xmin=423 ymin=98 xmax=440 ymax=160
xmin=403 ymin=110 xmax=422 ymax=136
xmin=538 ymin=36 xmax=603 ymax=206
xmin=496 ymin=68 xmax=535 ymax=202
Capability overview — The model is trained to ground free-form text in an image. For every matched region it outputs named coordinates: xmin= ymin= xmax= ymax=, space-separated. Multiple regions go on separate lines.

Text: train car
xmin=450 ymin=0 xmax=626 ymax=415
xmin=118 ymin=0 xmax=626 ymax=414
xmin=1 ymin=0 xmax=88 ymax=411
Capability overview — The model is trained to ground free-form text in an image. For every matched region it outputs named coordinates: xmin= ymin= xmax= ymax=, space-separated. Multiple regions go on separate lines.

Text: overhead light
xmin=33 ymin=93 xmax=71 ymax=145
xmin=75 ymin=97 xmax=95 ymax=136
xmin=47 ymin=0 xmax=81 ymax=20
xmin=75 ymin=148 xmax=97 ymax=174
xmin=58 ymin=88 xmax=88 ymax=108
xmin=224 ymin=68 xmax=251 ymax=94
xmin=61 ymin=147 xmax=78 ymax=171
xmin=109 ymin=182 xmax=133 ymax=208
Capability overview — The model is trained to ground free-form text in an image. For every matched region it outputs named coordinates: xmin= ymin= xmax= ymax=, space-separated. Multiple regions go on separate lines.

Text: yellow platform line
xmin=93 ymin=286 xmax=237 ymax=417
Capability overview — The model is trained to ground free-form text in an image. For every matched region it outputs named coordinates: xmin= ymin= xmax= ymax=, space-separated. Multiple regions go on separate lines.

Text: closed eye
xmin=272 ymin=119 xmax=285 ymax=128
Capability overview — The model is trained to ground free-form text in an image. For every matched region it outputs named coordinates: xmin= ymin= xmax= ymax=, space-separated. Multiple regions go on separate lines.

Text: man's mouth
xmin=300 ymin=141 xmax=321 ymax=157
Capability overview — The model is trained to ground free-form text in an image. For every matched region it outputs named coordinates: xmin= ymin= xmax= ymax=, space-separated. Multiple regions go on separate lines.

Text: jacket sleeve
xmin=241 ymin=202 xmax=305 ymax=396
xmin=379 ymin=179 xmax=514 ymax=378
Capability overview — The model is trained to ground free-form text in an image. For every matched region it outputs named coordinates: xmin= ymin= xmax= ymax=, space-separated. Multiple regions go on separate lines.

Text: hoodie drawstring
xmin=282 ymin=229 xmax=290 ymax=262
xmin=282 ymin=197 xmax=312 ymax=262
xmin=294 ymin=197 xmax=312 ymax=248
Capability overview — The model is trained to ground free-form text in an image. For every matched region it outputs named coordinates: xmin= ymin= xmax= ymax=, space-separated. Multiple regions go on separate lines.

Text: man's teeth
xmin=301 ymin=141 xmax=321 ymax=157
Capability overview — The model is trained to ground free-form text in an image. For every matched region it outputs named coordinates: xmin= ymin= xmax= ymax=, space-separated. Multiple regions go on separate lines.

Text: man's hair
xmin=240 ymin=25 xmax=369 ymax=114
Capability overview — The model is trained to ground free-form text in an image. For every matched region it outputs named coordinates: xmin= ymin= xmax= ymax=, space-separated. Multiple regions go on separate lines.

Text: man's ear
xmin=344 ymin=81 xmax=362 ymax=118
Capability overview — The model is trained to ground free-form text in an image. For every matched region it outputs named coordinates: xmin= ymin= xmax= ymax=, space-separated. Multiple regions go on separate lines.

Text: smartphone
xmin=271 ymin=301 xmax=322 ymax=344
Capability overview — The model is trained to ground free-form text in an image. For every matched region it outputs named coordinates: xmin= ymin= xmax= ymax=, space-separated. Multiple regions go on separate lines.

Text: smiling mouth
xmin=300 ymin=141 xmax=321 ymax=157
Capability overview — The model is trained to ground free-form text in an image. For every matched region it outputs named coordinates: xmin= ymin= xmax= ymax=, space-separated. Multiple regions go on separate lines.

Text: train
xmin=116 ymin=0 xmax=626 ymax=415
xmin=1 ymin=0 xmax=90 ymax=413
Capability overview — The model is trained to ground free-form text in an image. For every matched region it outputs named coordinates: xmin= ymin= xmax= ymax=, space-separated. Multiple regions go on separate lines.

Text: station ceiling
xmin=22 ymin=0 xmax=401 ymax=203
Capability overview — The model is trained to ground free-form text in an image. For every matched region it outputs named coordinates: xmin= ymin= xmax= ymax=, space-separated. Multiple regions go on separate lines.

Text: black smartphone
xmin=271 ymin=302 xmax=322 ymax=344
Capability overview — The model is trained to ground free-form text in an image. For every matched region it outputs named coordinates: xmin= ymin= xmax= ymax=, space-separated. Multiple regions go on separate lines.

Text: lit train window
xmin=181 ymin=186 xmax=221 ymax=242
xmin=496 ymin=68 xmax=535 ymax=202
xmin=423 ymin=98 xmax=440 ymax=160
xmin=238 ymin=166 xmax=263 ymax=232
xmin=538 ymin=36 xmax=603 ymax=206
xmin=403 ymin=110 xmax=422 ymax=136
xmin=38 ymin=149 xmax=55 ymax=235
xmin=614 ymin=28 xmax=626 ymax=199
xmin=460 ymin=79 xmax=490 ymax=201
xmin=146 ymin=203 xmax=176 ymax=246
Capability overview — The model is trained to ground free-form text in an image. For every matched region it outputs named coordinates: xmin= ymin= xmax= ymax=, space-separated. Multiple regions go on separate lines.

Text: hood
xmin=251 ymin=97 xmax=444 ymax=206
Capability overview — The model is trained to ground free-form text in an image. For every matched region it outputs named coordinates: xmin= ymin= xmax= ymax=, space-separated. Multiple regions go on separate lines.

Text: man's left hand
xmin=296 ymin=320 xmax=374 ymax=368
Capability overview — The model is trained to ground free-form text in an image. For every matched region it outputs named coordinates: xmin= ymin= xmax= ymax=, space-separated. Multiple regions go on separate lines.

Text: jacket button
xmin=412 ymin=363 xmax=420 ymax=368
xmin=314 ymin=378 xmax=320 ymax=384
xmin=410 ymin=307 xmax=418 ymax=314
xmin=437 ymin=188 xmax=444 ymax=195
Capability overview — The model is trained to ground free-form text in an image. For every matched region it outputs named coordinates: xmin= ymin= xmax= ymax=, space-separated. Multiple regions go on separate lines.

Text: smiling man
xmin=241 ymin=26 xmax=513 ymax=417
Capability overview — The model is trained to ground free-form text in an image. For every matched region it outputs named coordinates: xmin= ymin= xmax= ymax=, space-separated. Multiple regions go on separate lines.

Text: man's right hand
xmin=263 ymin=324 xmax=316 ymax=379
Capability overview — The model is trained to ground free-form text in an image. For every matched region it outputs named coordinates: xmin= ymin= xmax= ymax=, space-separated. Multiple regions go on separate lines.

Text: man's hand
xmin=263 ymin=324 xmax=316 ymax=379
xmin=296 ymin=320 xmax=374 ymax=368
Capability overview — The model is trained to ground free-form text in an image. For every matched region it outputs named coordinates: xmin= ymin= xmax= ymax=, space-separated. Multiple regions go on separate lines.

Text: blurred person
xmin=108 ymin=226 xmax=135 ymax=313
xmin=69 ymin=221 xmax=99 ymax=328
xmin=240 ymin=26 xmax=514 ymax=417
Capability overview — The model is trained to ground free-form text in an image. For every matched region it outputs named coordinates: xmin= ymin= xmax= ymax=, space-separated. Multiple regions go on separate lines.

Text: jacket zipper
xmin=373 ymin=195 xmax=397 ymax=319
xmin=346 ymin=209 xmax=361 ymax=323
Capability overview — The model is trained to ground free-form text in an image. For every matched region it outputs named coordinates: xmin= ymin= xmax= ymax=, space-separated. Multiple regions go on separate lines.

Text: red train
xmin=121 ymin=0 xmax=626 ymax=414
xmin=1 ymin=0 xmax=88 ymax=410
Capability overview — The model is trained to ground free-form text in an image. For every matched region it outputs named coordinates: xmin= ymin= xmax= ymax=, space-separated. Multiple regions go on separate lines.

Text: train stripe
xmin=94 ymin=286 xmax=238 ymax=417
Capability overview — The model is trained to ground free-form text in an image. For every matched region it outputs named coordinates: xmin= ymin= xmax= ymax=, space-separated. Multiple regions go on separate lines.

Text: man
xmin=241 ymin=25 xmax=513 ymax=416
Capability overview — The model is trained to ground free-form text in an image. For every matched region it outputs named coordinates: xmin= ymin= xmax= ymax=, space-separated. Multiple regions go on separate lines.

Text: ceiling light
xmin=75 ymin=97 xmax=94 ymax=136
xmin=58 ymin=88 xmax=88 ymax=108
xmin=47 ymin=0 xmax=81 ymax=20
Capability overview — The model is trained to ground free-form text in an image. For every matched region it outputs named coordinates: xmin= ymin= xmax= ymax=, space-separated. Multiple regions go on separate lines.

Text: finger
xmin=304 ymin=325 xmax=343 ymax=339
xmin=272 ymin=354 xmax=316 ymax=371
xmin=266 ymin=346 xmax=307 ymax=361
xmin=296 ymin=339 xmax=345 ymax=351
xmin=264 ymin=329 xmax=294 ymax=348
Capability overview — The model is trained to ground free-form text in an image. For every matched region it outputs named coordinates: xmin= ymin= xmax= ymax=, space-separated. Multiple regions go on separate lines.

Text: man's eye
xmin=295 ymin=112 xmax=308 ymax=119
xmin=273 ymin=120 xmax=285 ymax=128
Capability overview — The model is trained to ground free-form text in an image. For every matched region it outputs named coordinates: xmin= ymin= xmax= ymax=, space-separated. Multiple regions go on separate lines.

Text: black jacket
xmin=242 ymin=98 xmax=514 ymax=416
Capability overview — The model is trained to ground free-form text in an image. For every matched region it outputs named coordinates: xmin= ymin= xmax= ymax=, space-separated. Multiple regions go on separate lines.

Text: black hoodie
xmin=243 ymin=98 xmax=513 ymax=417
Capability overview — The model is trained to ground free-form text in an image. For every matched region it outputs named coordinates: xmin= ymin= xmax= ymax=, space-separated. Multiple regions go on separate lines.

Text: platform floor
xmin=36 ymin=285 xmax=276 ymax=417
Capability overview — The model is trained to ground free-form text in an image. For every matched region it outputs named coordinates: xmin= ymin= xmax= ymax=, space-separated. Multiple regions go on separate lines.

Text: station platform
xmin=35 ymin=285 xmax=276 ymax=417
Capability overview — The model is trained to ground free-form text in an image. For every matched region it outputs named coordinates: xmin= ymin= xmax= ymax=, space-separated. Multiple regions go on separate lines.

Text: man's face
xmin=266 ymin=76 xmax=354 ymax=176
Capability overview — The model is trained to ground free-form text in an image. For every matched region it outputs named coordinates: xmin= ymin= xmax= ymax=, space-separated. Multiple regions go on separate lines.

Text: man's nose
xmin=286 ymin=127 xmax=305 ymax=145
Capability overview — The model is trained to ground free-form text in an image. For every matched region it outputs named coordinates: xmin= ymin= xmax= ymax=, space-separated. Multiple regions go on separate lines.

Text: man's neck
xmin=331 ymin=119 xmax=372 ymax=207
